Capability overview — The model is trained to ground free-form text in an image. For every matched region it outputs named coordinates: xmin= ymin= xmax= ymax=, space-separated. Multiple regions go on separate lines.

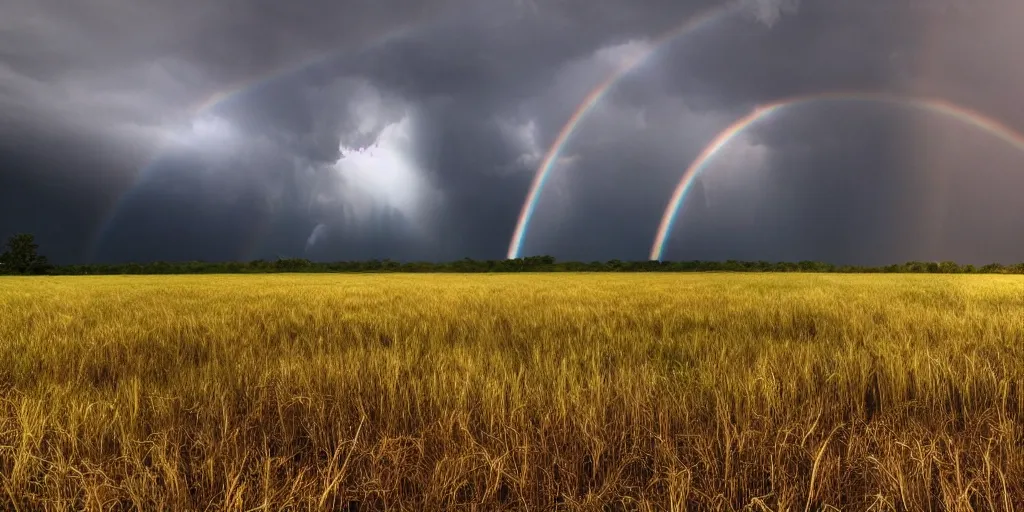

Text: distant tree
xmin=981 ymin=263 xmax=1005 ymax=274
xmin=938 ymin=261 xmax=961 ymax=273
xmin=0 ymin=233 xmax=51 ymax=275
xmin=275 ymin=258 xmax=313 ymax=272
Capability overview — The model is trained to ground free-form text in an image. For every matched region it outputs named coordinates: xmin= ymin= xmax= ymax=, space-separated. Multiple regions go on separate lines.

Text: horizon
xmin=4 ymin=232 xmax=1023 ymax=275
xmin=5 ymin=0 xmax=1024 ymax=265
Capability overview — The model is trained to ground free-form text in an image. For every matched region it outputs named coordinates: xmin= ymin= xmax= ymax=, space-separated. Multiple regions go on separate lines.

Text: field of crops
xmin=1 ymin=273 xmax=1023 ymax=510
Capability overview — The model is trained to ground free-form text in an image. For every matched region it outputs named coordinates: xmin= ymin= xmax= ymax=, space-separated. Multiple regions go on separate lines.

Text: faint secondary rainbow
xmin=649 ymin=91 xmax=1024 ymax=261
xmin=87 ymin=16 xmax=439 ymax=262
xmin=188 ymin=18 xmax=435 ymax=116
xmin=506 ymin=1 xmax=742 ymax=260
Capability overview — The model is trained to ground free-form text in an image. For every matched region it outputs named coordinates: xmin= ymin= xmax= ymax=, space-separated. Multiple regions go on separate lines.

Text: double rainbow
xmin=505 ymin=5 xmax=1024 ymax=261
xmin=506 ymin=2 xmax=742 ymax=259
xmin=648 ymin=92 xmax=1024 ymax=261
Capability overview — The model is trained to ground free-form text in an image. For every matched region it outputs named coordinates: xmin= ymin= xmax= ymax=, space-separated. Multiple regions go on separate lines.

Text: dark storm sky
xmin=3 ymin=0 xmax=1024 ymax=265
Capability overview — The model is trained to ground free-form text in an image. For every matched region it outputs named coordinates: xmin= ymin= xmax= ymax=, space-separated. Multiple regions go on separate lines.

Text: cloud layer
xmin=4 ymin=0 xmax=1024 ymax=265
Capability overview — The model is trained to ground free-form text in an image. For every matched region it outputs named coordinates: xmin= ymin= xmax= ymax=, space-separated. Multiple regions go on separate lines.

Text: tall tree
xmin=0 ymin=233 xmax=51 ymax=275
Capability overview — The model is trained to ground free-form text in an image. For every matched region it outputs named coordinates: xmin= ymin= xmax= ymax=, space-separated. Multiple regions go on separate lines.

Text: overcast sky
xmin=4 ymin=0 xmax=1024 ymax=265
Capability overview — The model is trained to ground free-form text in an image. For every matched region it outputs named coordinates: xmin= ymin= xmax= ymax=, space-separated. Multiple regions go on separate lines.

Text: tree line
xmin=4 ymin=233 xmax=1024 ymax=275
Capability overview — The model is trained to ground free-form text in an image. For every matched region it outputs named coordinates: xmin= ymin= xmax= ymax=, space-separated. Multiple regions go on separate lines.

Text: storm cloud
xmin=3 ymin=0 xmax=1024 ymax=265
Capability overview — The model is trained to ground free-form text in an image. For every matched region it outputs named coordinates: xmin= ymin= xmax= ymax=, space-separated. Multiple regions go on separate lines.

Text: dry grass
xmin=1 ymin=273 xmax=1023 ymax=510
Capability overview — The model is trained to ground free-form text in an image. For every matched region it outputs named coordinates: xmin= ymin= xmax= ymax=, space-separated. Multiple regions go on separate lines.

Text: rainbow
xmin=87 ymin=15 xmax=440 ymax=262
xmin=506 ymin=1 xmax=742 ymax=259
xmin=649 ymin=91 xmax=1024 ymax=261
xmin=188 ymin=16 xmax=436 ymax=116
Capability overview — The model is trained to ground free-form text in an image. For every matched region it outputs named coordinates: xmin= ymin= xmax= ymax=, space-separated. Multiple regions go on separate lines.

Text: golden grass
xmin=1 ymin=273 xmax=1024 ymax=510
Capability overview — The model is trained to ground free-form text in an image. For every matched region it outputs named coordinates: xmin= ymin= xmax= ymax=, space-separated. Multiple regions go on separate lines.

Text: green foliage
xmin=3 ymin=231 xmax=1024 ymax=276
xmin=0 ymin=234 xmax=51 ymax=275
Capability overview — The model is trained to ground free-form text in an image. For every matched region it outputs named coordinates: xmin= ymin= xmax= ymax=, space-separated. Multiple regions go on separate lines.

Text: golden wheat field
xmin=1 ymin=273 xmax=1024 ymax=511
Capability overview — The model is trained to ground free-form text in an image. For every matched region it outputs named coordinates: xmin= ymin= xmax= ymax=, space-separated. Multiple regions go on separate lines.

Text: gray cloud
xmin=4 ymin=0 xmax=1024 ymax=265
xmin=742 ymin=0 xmax=801 ymax=27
